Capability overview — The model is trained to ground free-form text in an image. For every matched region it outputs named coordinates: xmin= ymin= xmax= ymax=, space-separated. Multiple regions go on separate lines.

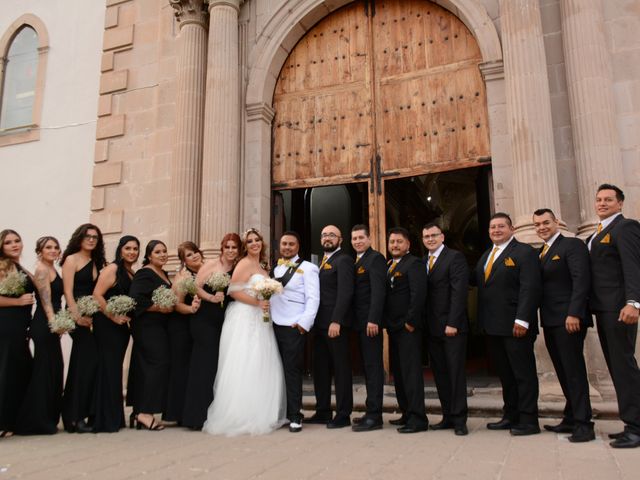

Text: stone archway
xmin=242 ymin=0 xmax=505 ymax=232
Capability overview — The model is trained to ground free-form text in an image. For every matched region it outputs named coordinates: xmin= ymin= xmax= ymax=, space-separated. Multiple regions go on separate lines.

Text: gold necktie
xmin=320 ymin=255 xmax=328 ymax=268
xmin=540 ymin=243 xmax=549 ymax=259
xmin=428 ymin=255 xmax=435 ymax=272
xmin=484 ymin=247 xmax=499 ymax=282
xmin=596 ymin=223 xmax=603 ymax=234
xmin=388 ymin=260 xmax=397 ymax=274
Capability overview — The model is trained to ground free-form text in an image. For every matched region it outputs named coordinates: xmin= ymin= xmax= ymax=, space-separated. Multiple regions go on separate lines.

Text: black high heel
xmin=135 ymin=415 xmax=164 ymax=431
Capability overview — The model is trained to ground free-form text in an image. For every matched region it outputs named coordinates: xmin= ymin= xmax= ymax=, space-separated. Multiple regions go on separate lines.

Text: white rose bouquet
xmin=251 ymin=277 xmax=283 ymax=322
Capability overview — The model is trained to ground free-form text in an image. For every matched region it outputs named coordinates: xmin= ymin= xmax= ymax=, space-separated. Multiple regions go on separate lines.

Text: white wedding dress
xmin=203 ymin=274 xmax=287 ymax=436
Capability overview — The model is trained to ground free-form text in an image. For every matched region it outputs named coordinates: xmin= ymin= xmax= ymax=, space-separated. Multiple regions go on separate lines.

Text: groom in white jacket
xmin=271 ymin=231 xmax=320 ymax=432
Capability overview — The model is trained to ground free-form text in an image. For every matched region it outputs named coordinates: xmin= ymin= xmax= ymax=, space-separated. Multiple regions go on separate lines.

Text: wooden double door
xmin=272 ymin=0 xmax=491 ymax=252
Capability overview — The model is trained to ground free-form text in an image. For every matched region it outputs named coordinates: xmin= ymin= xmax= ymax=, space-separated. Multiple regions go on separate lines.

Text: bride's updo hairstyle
xmin=241 ymin=228 xmax=269 ymax=270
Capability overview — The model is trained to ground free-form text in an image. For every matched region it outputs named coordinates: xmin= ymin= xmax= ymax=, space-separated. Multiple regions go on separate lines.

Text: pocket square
xmin=393 ymin=271 xmax=403 ymax=278
xmin=322 ymin=263 xmax=333 ymax=270
xmin=504 ymin=257 xmax=516 ymax=267
xmin=551 ymin=255 xmax=560 ymax=261
xmin=296 ymin=268 xmax=304 ymax=274
xmin=600 ymin=233 xmax=611 ymax=244
xmin=357 ymin=266 xmax=366 ymax=274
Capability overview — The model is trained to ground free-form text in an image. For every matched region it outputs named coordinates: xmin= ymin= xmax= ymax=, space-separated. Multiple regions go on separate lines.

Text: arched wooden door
xmin=272 ymin=0 xmax=490 ymax=250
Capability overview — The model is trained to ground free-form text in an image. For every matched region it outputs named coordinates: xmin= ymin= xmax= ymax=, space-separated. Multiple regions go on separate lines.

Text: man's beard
xmin=322 ymin=244 xmax=338 ymax=253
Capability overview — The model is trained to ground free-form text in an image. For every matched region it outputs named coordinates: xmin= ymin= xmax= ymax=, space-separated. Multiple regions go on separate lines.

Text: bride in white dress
xmin=203 ymin=228 xmax=287 ymax=436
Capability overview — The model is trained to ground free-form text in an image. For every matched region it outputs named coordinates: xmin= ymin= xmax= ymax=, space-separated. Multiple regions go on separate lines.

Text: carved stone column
xmin=560 ymin=0 xmax=625 ymax=238
xmin=168 ymin=0 xmax=208 ymax=255
xmin=200 ymin=0 xmax=243 ymax=257
xmin=499 ymin=0 xmax=565 ymax=243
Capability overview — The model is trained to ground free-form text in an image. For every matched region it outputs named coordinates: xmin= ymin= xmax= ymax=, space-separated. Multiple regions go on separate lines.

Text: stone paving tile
xmin=1 ymin=415 xmax=638 ymax=480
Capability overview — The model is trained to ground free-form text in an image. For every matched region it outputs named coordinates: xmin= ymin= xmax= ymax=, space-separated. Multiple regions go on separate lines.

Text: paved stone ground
xmin=1 ymin=414 xmax=637 ymax=480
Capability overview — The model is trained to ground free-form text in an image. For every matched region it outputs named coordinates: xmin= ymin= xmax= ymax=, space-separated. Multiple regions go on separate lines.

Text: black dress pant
xmin=427 ymin=333 xmax=468 ymax=426
xmin=274 ymin=324 xmax=306 ymax=424
xmin=389 ymin=327 xmax=427 ymax=427
xmin=356 ymin=329 xmax=384 ymax=420
xmin=595 ymin=311 xmax=640 ymax=435
xmin=312 ymin=328 xmax=353 ymax=419
xmin=487 ymin=334 xmax=539 ymax=426
xmin=543 ymin=326 xmax=592 ymax=426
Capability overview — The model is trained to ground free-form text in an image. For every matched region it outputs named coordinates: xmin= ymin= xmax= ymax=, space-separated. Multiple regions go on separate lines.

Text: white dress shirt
xmin=427 ymin=244 xmax=445 ymax=272
xmin=588 ymin=212 xmax=621 ymax=250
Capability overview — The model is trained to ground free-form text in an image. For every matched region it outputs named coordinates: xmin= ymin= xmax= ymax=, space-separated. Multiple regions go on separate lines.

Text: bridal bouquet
xmin=50 ymin=309 xmax=76 ymax=334
xmin=251 ymin=278 xmax=283 ymax=322
xmin=176 ymin=275 xmax=198 ymax=297
xmin=106 ymin=295 xmax=136 ymax=317
xmin=0 ymin=270 xmax=28 ymax=297
xmin=151 ymin=285 xmax=178 ymax=309
xmin=76 ymin=295 xmax=100 ymax=317
xmin=205 ymin=271 xmax=231 ymax=308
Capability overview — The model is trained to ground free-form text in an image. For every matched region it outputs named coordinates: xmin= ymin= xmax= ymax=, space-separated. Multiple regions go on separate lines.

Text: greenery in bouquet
xmin=0 ymin=270 xmax=27 ymax=297
xmin=106 ymin=295 xmax=137 ymax=317
xmin=151 ymin=285 xmax=178 ymax=309
xmin=50 ymin=308 xmax=77 ymax=334
xmin=177 ymin=275 xmax=198 ymax=297
xmin=205 ymin=271 xmax=231 ymax=307
xmin=76 ymin=295 xmax=100 ymax=317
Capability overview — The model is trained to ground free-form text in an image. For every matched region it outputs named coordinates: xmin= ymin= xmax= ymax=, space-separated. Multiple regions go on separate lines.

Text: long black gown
xmin=164 ymin=270 xmax=195 ymax=424
xmin=92 ymin=264 xmax=132 ymax=432
xmin=181 ymin=279 xmax=230 ymax=429
xmin=62 ymin=260 xmax=98 ymax=431
xmin=15 ymin=272 xmax=64 ymax=435
xmin=129 ymin=268 xmax=172 ymax=415
xmin=0 ymin=264 xmax=34 ymax=433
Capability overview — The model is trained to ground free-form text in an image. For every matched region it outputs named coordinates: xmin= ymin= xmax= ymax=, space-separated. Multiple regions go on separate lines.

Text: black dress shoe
xmin=430 ymin=420 xmax=454 ymax=431
xmin=389 ymin=416 xmax=407 ymax=426
xmin=306 ymin=413 xmax=331 ymax=424
xmin=486 ymin=418 xmax=512 ymax=430
xmin=454 ymin=425 xmax=469 ymax=436
xmin=352 ymin=417 xmax=383 ymax=432
xmin=610 ymin=432 xmax=640 ymax=449
xmin=397 ymin=423 xmax=428 ymax=434
xmin=327 ymin=416 xmax=351 ymax=429
xmin=510 ymin=424 xmax=541 ymax=436
xmin=568 ymin=429 xmax=595 ymax=443
xmin=288 ymin=421 xmax=302 ymax=433
xmin=543 ymin=422 xmax=574 ymax=433
xmin=608 ymin=431 xmax=625 ymax=439
xmin=352 ymin=416 xmax=365 ymax=425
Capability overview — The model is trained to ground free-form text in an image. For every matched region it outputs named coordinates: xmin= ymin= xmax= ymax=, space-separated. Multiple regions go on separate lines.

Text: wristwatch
xmin=627 ymin=300 xmax=640 ymax=310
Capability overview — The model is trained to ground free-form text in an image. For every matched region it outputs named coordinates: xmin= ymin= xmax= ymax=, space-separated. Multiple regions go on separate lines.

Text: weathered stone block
xmin=103 ymin=25 xmax=134 ymax=51
xmin=98 ymin=95 xmax=112 ymax=117
xmin=96 ymin=115 xmax=126 ymax=139
xmin=93 ymin=162 xmax=123 ymax=187
xmin=90 ymin=209 xmax=124 ymax=234
xmin=100 ymin=70 xmax=128 ymax=94
xmin=105 ymin=6 xmax=119 ymax=29
xmin=91 ymin=188 xmax=106 ymax=211
xmin=94 ymin=140 xmax=109 ymax=163
xmin=101 ymin=52 xmax=115 ymax=72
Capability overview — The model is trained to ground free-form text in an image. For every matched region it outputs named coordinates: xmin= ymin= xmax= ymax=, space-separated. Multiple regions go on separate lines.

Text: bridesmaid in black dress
xmin=182 ymin=233 xmax=240 ymax=430
xmin=92 ymin=235 xmax=140 ymax=432
xmin=164 ymin=242 xmax=202 ymax=425
xmin=15 ymin=236 xmax=64 ymax=435
xmin=60 ymin=224 xmax=106 ymax=433
xmin=0 ymin=229 xmax=35 ymax=438
xmin=129 ymin=240 xmax=174 ymax=431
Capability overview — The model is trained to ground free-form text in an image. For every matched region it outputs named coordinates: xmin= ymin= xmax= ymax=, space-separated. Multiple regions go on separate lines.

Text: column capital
xmin=479 ymin=60 xmax=504 ymax=82
xmin=206 ymin=0 xmax=245 ymax=12
xmin=246 ymin=102 xmax=275 ymax=124
xmin=170 ymin=0 xmax=208 ymax=28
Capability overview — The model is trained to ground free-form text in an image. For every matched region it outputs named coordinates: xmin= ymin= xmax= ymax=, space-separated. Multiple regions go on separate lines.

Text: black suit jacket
xmin=424 ymin=246 xmax=469 ymax=337
xmin=383 ymin=254 xmax=427 ymax=332
xmin=352 ymin=247 xmax=387 ymax=331
xmin=473 ymin=238 xmax=541 ymax=336
xmin=315 ymin=249 xmax=354 ymax=329
xmin=539 ymin=234 xmax=591 ymax=328
xmin=588 ymin=215 xmax=640 ymax=313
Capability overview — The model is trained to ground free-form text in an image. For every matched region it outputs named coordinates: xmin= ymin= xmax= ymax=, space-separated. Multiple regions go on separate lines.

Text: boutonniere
xmin=295 ymin=268 xmax=304 ymax=274
xmin=600 ymin=233 xmax=611 ymax=244
xmin=393 ymin=271 xmax=403 ymax=278
xmin=504 ymin=257 xmax=516 ymax=267
xmin=277 ymin=259 xmax=297 ymax=269
xmin=551 ymin=255 xmax=560 ymax=261
xmin=322 ymin=263 xmax=333 ymax=270
xmin=357 ymin=266 xmax=366 ymax=274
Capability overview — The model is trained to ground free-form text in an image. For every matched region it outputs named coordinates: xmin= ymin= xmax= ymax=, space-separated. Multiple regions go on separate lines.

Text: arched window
xmin=0 ymin=14 xmax=49 ymax=147
xmin=0 ymin=26 xmax=38 ymax=130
